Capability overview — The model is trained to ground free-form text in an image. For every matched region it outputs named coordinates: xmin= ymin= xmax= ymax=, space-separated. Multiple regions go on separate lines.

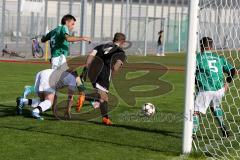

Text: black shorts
xmin=92 ymin=66 xmax=110 ymax=92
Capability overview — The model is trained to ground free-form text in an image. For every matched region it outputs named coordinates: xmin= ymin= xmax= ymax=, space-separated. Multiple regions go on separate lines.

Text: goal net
xmin=184 ymin=0 xmax=240 ymax=158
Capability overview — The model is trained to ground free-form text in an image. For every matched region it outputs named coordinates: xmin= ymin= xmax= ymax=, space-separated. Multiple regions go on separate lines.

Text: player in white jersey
xmin=16 ymin=68 xmax=77 ymax=120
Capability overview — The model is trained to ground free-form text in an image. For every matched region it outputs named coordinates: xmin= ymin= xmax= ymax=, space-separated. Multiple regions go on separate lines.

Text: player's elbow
xmin=113 ymin=61 xmax=123 ymax=72
xmin=231 ymin=68 xmax=236 ymax=77
xmin=41 ymin=37 xmax=46 ymax=43
xmin=229 ymin=68 xmax=236 ymax=78
xmin=65 ymin=36 xmax=71 ymax=42
xmin=226 ymin=68 xmax=236 ymax=83
xmin=68 ymin=94 xmax=74 ymax=101
xmin=66 ymin=36 xmax=75 ymax=42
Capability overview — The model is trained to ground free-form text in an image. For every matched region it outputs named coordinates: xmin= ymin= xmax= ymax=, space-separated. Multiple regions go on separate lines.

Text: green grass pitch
xmin=0 ymin=54 xmax=208 ymax=160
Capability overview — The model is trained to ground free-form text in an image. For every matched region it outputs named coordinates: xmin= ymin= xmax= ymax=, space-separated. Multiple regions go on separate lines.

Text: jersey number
xmin=50 ymin=35 xmax=56 ymax=48
xmin=208 ymin=60 xmax=218 ymax=73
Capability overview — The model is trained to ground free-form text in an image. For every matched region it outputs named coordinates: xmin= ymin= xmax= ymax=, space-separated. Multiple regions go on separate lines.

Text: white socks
xmin=22 ymin=98 xmax=29 ymax=105
xmin=31 ymin=99 xmax=40 ymax=108
xmin=22 ymin=98 xmax=40 ymax=108
xmin=32 ymin=100 xmax=52 ymax=114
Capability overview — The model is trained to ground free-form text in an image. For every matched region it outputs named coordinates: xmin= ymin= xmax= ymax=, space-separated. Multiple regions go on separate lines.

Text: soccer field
xmin=0 ymin=54 xmax=208 ymax=160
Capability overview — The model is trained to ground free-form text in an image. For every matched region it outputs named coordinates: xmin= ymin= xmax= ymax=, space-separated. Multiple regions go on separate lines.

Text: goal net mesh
xmin=194 ymin=0 xmax=240 ymax=158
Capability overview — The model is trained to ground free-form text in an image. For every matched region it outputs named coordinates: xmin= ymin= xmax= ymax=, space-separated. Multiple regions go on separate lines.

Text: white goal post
xmin=182 ymin=0 xmax=199 ymax=154
xmin=183 ymin=0 xmax=240 ymax=158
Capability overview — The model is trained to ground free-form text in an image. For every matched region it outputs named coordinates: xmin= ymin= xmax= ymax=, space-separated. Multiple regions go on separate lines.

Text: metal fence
xmin=0 ymin=0 xmax=190 ymax=58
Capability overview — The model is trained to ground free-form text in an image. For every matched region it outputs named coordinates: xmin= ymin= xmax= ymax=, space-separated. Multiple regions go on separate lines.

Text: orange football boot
xmin=102 ymin=117 xmax=112 ymax=126
xmin=76 ymin=92 xmax=85 ymax=112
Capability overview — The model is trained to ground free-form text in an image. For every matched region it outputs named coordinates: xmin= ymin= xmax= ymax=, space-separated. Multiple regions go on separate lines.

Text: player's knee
xmin=194 ymin=111 xmax=200 ymax=115
xmin=98 ymin=90 xmax=108 ymax=102
xmin=31 ymin=99 xmax=40 ymax=108
xmin=45 ymin=94 xmax=55 ymax=104
xmin=100 ymin=94 xmax=108 ymax=102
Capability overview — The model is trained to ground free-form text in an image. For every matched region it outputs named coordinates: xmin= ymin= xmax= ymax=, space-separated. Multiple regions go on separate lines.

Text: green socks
xmin=193 ymin=114 xmax=200 ymax=134
xmin=213 ymin=106 xmax=225 ymax=128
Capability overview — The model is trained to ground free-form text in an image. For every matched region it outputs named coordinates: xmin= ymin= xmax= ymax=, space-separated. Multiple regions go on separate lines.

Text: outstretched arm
xmin=80 ymin=50 xmax=97 ymax=81
xmin=113 ymin=60 xmax=123 ymax=72
xmin=52 ymin=94 xmax=58 ymax=108
xmin=65 ymin=35 xmax=91 ymax=43
xmin=85 ymin=50 xmax=97 ymax=67
xmin=65 ymin=91 xmax=74 ymax=120
xmin=111 ymin=52 xmax=126 ymax=73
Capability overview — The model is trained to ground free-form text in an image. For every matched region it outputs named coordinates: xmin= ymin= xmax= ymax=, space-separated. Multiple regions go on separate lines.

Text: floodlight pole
xmin=69 ymin=0 xmax=73 ymax=14
xmin=162 ymin=18 xmax=166 ymax=55
xmin=120 ymin=0 xmax=124 ymax=32
xmin=1 ymin=0 xmax=6 ymax=49
xmin=125 ymin=0 xmax=129 ymax=38
xmin=91 ymin=0 xmax=96 ymax=38
xmin=16 ymin=0 xmax=21 ymax=48
xmin=144 ymin=0 xmax=149 ymax=56
xmin=43 ymin=0 xmax=48 ymax=34
xmin=182 ymin=0 xmax=199 ymax=154
xmin=100 ymin=0 xmax=105 ymax=40
xmin=57 ymin=0 xmax=60 ymax=25
xmin=80 ymin=0 xmax=87 ymax=56
xmin=178 ymin=13 xmax=181 ymax=53
xmin=110 ymin=0 xmax=115 ymax=37
xmin=144 ymin=17 xmax=148 ymax=56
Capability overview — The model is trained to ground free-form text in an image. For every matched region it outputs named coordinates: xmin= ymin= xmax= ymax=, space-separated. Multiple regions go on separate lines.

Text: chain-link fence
xmin=0 ymin=0 xmax=190 ymax=59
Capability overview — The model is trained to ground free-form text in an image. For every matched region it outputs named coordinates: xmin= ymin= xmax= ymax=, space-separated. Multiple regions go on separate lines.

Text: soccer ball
xmin=142 ymin=103 xmax=155 ymax=116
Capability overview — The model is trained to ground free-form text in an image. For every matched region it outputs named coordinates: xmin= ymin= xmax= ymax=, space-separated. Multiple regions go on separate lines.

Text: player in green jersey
xmin=41 ymin=14 xmax=91 ymax=69
xmin=193 ymin=37 xmax=236 ymax=138
xmin=16 ymin=14 xmax=88 ymax=110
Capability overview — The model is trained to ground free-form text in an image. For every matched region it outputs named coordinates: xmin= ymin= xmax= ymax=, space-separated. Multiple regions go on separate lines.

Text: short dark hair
xmin=159 ymin=30 xmax=164 ymax=34
xmin=61 ymin=14 xmax=76 ymax=25
xmin=113 ymin=32 xmax=126 ymax=42
xmin=200 ymin=37 xmax=213 ymax=50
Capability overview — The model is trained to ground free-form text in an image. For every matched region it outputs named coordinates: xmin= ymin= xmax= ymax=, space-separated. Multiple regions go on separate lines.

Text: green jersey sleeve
xmin=41 ymin=31 xmax=52 ymax=42
xmin=60 ymin=25 xmax=70 ymax=39
xmin=220 ymin=56 xmax=234 ymax=73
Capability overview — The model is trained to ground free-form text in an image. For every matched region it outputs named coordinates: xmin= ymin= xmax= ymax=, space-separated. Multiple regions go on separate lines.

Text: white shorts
xmin=96 ymin=83 xmax=109 ymax=93
xmin=157 ymin=45 xmax=163 ymax=54
xmin=34 ymin=69 xmax=76 ymax=94
xmin=51 ymin=54 xmax=67 ymax=70
xmin=34 ymin=69 xmax=56 ymax=94
xmin=194 ymin=88 xmax=225 ymax=114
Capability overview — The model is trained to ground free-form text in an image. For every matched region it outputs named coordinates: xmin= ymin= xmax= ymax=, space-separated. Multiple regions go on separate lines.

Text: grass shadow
xmin=0 ymin=103 xmax=17 ymax=117
xmin=0 ymin=125 xmax=180 ymax=156
xmin=88 ymin=120 xmax=182 ymax=139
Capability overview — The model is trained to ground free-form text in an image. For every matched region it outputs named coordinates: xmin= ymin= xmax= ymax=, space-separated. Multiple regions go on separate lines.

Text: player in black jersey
xmin=77 ymin=33 xmax=127 ymax=125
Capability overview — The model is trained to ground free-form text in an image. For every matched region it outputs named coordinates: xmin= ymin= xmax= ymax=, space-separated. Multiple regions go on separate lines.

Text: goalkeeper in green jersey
xmin=193 ymin=37 xmax=236 ymax=138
